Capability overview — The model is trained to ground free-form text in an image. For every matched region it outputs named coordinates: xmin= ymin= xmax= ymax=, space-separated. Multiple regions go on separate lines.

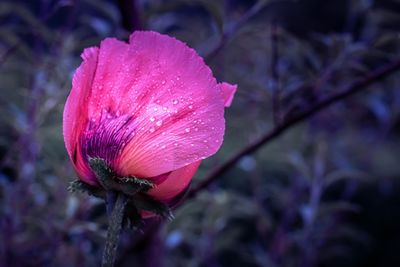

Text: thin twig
xmin=0 ymin=44 xmax=18 ymax=68
xmin=117 ymin=0 xmax=143 ymax=31
xmin=186 ymin=58 xmax=400 ymax=199
xmin=270 ymin=21 xmax=281 ymax=125
xmin=205 ymin=0 xmax=267 ymax=61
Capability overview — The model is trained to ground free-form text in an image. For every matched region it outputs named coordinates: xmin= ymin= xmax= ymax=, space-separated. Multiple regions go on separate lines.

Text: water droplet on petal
xmin=185 ymin=128 xmax=190 ymax=133
xmin=149 ymin=127 xmax=155 ymax=133
xmin=156 ymin=120 xmax=163 ymax=127
xmin=150 ymin=117 xmax=155 ymax=122
xmin=173 ymin=100 xmax=179 ymax=105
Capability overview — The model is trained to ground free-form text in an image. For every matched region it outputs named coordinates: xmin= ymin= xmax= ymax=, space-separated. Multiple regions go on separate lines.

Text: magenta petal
xmin=63 ymin=47 xmax=99 ymax=184
xmin=218 ymin=82 xmax=237 ymax=107
xmin=147 ymin=161 xmax=201 ymax=201
xmin=109 ymin=31 xmax=226 ymax=177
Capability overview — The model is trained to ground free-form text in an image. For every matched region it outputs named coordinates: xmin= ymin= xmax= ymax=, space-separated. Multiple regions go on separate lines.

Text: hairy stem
xmin=102 ymin=192 xmax=128 ymax=267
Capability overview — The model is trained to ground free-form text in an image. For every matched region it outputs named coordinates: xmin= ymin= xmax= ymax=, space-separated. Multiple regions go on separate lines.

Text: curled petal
xmin=147 ymin=161 xmax=201 ymax=201
xmin=218 ymin=82 xmax=237 ymax=107
xmin=63 ymin=47 xmax=99 ymax=184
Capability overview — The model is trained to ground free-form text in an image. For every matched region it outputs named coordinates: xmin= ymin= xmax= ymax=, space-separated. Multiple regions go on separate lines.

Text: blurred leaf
xmin=317 ymin=201 xmax=361 ymax=219
xmin=324 ymin=169 xmax=371 ymax=188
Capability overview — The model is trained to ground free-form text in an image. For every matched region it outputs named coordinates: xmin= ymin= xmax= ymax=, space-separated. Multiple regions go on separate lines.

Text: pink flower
xmin=63 ymin=31 xmax=236 ymax=205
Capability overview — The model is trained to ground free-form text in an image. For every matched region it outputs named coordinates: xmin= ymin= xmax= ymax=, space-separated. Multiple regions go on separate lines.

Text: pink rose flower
xmin=63 ymin=31 xmax=236 ymax=206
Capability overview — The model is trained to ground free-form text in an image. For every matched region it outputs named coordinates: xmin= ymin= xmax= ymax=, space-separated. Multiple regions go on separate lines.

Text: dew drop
xmin=149 ymin=127 xmax=155 ymax=133
xmin=172 ymin=99 xmax=179 ymax=105
xmin=156 ymin=120 xmax=163 ymax=127
xmin=188 ymin=105 xmax=193 ymax=109
xmin=150 ymin=117 xmax=155 ymax=122
xmin=153 ymin=107 xmax=158 ymax=112
xmin=185 ymin=128 xmax=190 ymax=133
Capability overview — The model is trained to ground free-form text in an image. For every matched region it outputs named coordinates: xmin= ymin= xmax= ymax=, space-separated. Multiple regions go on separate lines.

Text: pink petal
xmin=147 ymin=161 xmax=201 ymax=201
xmin=63 ymin=47 xmax=99 ymax=185
xmin=218 ymin=82 xmax=237 ymax=107
xmin=88 ymin=31 xmax=226 ymax=178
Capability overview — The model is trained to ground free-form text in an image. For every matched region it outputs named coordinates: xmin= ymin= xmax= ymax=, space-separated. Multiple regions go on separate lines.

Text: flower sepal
xmin=68 ymin=179 xmax=106 ymax=199
xmin=88 ymin=158 xmax=154 ymax=195
xmin=68 ymin=157 xmax=173 ymax=223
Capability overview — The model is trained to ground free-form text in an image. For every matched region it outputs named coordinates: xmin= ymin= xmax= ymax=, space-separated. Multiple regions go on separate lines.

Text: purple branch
xmin=205 ymin=0 xmax=267 ymax=61
xmin=186 ymin=58 xmax=400 ymax=200
xmin=270 ymin=21 xmax=281 ymax=125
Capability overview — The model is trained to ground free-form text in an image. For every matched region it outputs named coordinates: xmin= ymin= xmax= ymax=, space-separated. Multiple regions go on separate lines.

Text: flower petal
xmin=147 ymin=161 xmax=201 ymax=201
xmin=88 ymin=31 xmax=226 ymax=177
xmin=63 ymin=47 xmax=99 ymax=184
xmin=218 ymin=82 xmax=237 ymax=107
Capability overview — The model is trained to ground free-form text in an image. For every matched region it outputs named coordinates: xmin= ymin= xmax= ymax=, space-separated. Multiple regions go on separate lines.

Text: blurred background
xmin=1 ymin=0 xmax=400 ymax=266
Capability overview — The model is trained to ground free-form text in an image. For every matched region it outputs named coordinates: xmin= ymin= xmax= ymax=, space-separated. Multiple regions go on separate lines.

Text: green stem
xmin=101 ymin=192 xmax=127 ymax=267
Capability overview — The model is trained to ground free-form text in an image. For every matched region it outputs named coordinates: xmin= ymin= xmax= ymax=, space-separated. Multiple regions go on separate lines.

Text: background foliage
xmin=1 ymin=0 xmax=400 ymax=266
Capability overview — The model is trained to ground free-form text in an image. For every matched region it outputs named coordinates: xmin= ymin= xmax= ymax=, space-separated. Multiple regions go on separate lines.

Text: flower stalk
xmin=68 ymin=158 xmax=175 ymax=267
xmin=102 ymin=191 xmax=128 ymax=267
